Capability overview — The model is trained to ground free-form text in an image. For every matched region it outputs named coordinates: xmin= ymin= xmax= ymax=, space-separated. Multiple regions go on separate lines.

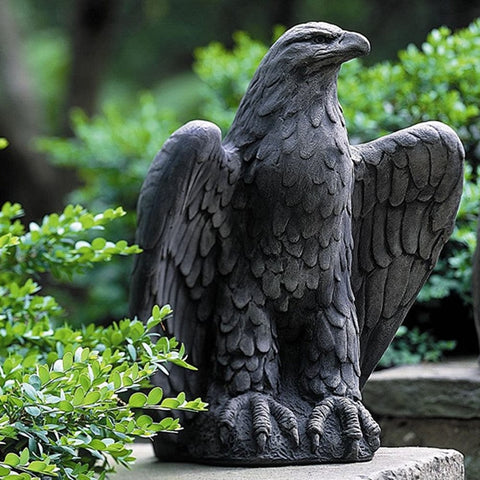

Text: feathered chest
xmin=242 ymin=112 xmax=354 ymax=220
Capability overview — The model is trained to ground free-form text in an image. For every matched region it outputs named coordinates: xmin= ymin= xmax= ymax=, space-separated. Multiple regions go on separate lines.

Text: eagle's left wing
xmin=351 ymin=121 xmax=464 ymax=388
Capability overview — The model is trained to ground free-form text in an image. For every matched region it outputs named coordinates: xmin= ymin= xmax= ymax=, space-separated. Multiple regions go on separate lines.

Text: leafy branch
xmin=0 ymin=203 xmax=206 ymax=480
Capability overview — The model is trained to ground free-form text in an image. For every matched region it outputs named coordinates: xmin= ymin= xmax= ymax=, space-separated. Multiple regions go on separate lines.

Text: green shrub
xmin=377 ymin=326 xmax=456 ymax=369
xmin=193 ymin=31 xmax=269 ymax=132
xmin=0 ymin=200 xmax=206 ymax=480
xmin=37 ymin=96 xmax=180 ymax=324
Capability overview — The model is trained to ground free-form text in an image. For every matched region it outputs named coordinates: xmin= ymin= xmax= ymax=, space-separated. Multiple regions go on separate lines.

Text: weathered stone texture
xmin=363 ymin=358 xmax=479 ymax=479
xmin=113 ymin=444 xmax=464 ymax=480
xmin=376 ymin=418 xmax=479 ymax=480
xmin=363 ymin=359 xmax=480 ymax=418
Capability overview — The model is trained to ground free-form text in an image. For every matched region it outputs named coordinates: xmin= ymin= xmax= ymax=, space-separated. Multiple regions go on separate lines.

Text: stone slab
xmin=362 ymin=358 xmax=480 ymax=418
xmin=112 ymin=443 xmax=464 ymax=480
xmin=375 ymin=417 xmax=480 ymax=480
xmin=362 ymin=358 xmax=480 ymax=479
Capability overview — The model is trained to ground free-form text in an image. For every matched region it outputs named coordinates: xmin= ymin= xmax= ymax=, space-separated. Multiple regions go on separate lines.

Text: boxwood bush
xmin=0 ymin=162 xmax=206 ymax=480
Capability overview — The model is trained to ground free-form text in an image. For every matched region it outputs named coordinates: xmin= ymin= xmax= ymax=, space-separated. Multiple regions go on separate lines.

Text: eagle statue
xmin=130 ymin=22 xmax=464 ymax=464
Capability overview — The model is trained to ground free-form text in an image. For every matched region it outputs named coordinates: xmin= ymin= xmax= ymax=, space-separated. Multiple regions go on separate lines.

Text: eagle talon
xmin=346 ymin=438 xmax=360 ymax=460
xmin=308 ymin=396 xmax=380 ymax=459
xmin=289 ymin=426 xmax=300 ymax=447
xmin=218 ymin=392 xmax=299 ymax=452
xmin=310 ymin=432 xmax=320 ymax=453
xmin=256 ymin=432 xmax=268 ymax=452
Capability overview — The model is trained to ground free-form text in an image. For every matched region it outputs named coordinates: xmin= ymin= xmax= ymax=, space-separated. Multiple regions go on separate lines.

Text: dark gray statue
xmin=130 ymin=22 xmax=464 ymax=465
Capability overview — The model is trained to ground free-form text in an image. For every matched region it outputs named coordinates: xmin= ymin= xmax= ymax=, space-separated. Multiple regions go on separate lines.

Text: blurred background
xmin=1 ymin=0 xmax=480 ymax=365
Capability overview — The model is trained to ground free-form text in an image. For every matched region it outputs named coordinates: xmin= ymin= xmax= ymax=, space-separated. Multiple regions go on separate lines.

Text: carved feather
xmin=352 ymin=121 xmax=464 ymax=386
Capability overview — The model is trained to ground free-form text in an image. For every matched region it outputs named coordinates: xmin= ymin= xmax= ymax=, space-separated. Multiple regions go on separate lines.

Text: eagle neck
xmin=225 ymin=66 xmax=344 ymax=149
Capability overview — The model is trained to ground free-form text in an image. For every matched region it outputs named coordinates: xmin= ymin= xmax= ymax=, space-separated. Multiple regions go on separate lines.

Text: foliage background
xmin=3 ymin=3 xmax=480 ymax=476
xmin=1 ymin=1 xmax=480 ymax=362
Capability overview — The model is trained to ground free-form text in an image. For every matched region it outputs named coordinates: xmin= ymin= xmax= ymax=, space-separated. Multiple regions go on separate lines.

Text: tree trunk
xmin=0 ymin=0 xmax=122 ymax=220
xmin=61 ymin=0 xmax=121 ymax=134
xmin=269 ymin=0 xmax=298 ymax=27
xmin=0 ymin=0 xmax=67 ymax=220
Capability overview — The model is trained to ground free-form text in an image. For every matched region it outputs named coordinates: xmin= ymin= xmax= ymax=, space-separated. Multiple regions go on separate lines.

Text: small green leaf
xmin=146 ymin=387 xmax=163 ymax=405
xmin=160 ymin=398 xmax=180 ymax=409
xmin=19 ymin=448 xmax=29 ymax=465
xmin=74 ymin=347 xmax=84 ymax=362
xmin=4 ymin=474 xmax=30 ymax=480
xmin=176 ymin=392 xmax=186 ymax=404
xmin=92 ymin=237 xmax=106 ymax=249
xmin=28 ymin=374 xmax=41 ymax=390
xmin=58 ymin=400 xmax=74 ymax=412
xmin=26 ymin=460 xmax=47 ymax=473
xmin=62 ymin=351 xmax=73 ymax=370
xmin=127 ymin=344 xmax=137 ymax=361
xmin=136 ymin=414 xmax=153 ymax=428
xmin=158 ymin=417 xmax=180 ymax=431
xmin=25 ymin=406 xmax=42 ymax=417
xmin=79 ymin=373 xmax=91 ymax=391
xmin=81 ymin=348 xmax=90 ymax=362
xmin=128 ymin=392 xmax=148 ymax=408
xmin=84 ymin=391 xmax=100 ymax=405
xmin=37 ymin=365 xmax=50 ymax=384
xmin=0 ymin=466 xmax=10 ymax=476
xmin=89 ymin=439 xmax=106 ymax=450
xmin=4 ymin=452 xmax=20 ymax=466
xmin=73 ymin=387 xmax=85 ymax=406
xmin=22 ymin=383 xmax=37 ymax=401
xmin=152 ymin=305 xmax=161 ymax=320
xmin=53 ymin=359 xmax=64 ymax=372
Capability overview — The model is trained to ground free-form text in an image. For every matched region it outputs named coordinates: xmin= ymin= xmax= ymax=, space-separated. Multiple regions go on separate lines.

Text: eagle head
xmin=266 ymin=22 xmax=370 ymax=74
xmin=227 ymin=22 xmax=371 ymax=142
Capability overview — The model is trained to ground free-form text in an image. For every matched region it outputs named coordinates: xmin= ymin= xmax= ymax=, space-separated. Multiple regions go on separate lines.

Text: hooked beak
xmin=337 ymin=30 xmax=370 ymax=62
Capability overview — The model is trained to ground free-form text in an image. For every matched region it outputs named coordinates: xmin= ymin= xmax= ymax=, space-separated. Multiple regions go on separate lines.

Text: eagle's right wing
xmin=351 ymin=121 xmax=464 ymax=388
xmin=130 ymin=120 xmax=239 ymax=398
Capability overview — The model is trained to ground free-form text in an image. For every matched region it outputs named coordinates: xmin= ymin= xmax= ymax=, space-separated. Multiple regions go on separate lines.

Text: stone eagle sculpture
xmin=130 ymin=22 xmax=464 ymax=465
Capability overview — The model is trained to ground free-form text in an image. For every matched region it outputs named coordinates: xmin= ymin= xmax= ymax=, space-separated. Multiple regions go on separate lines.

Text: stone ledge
xmin=112 ymin=443 xmax=464 ymax=480
xmin=362 ymin=358 xmax=479 ymax=479
xmin=363 ymin=358 xmax=480 ymax=418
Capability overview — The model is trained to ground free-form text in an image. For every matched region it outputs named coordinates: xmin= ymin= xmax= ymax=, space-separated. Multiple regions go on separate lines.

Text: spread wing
xmin=130 ymin=120 xmax=238 ymax=398
xmin=351 ymin=121 xmax=464 ymax=388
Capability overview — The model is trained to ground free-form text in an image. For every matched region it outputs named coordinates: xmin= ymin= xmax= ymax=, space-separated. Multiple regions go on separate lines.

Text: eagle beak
xmin=338 ymin=30 xmax=370 ymax=62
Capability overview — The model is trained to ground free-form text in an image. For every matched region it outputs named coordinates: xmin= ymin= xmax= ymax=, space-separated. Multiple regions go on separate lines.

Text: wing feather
xmin=130 ymin=120 xmax=238 ymax=400
xmin=351 ymin=121 xmax=464 ymax=388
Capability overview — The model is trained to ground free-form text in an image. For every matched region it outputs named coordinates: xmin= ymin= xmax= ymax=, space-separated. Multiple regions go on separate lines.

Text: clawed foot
xmin=219 ymin=392 xmax=299 ymax=452
xmin=196 ymin=392 xmax=379 ymax=463
xmin=307 ymin=396 xmax=380 ymax=460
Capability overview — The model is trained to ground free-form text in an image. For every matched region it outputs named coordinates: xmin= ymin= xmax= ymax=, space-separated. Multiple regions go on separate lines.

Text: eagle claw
xmin=307 ymin=396 xmax=380 ymax=459
xmin=219 ymin=392 xmax=299 ymax=452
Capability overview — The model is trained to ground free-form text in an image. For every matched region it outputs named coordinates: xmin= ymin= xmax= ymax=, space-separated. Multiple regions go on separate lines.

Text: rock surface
xmin=363 ymin=358 xmax=480 ymax=418
xmin=112 ymin=443 xmax=464 ymax=480
xmin=363 ymin=358 xmax=479 ymax=480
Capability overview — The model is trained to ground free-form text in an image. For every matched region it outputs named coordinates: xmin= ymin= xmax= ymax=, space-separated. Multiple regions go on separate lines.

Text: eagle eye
xmin=311 ymin=34 xmax=331 ymax=45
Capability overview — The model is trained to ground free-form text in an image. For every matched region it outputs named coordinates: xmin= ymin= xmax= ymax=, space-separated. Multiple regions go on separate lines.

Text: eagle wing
xmin=351 ymin=121 xmax=464 ymax=388
xmin=130 ymin=120 xmax=238 ymax=398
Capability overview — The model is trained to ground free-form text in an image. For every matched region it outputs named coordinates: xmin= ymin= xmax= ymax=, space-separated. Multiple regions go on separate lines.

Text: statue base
xmin=112 ymin=443 xmax=464 ymax=480
xmin=152 ymin=389 xmax=378 ymax=465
